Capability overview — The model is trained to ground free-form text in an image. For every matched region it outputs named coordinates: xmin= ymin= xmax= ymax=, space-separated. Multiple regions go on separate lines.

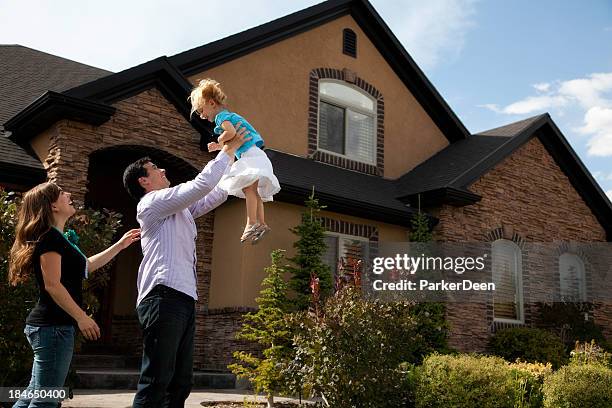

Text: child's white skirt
xmin=218 ymin=146 xmax=281 ymax=202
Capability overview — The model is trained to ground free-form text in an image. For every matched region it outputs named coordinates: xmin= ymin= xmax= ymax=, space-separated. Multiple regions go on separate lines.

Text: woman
xmin=8 ymin=182 xmax=140 ymax=407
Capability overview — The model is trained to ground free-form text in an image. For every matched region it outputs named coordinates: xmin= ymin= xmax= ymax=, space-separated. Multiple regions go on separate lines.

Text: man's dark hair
xmin=123 ymin=157 xmax=152 ymax=200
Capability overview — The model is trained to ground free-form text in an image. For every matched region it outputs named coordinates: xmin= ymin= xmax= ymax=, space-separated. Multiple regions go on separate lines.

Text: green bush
xmin=409 ymin=302 xmax=451 ymax=356
xmin=489 ymin=327 xmax=567 ymax=368
xmin=0 ymin=190 xmax=37 ymax=388
xmin=570 ymin=340 xmax=612 ymax=368
xmin=289 ymin=285 xmax=422 ymax=407
xmin=414 ymin=354 xmax=548 ymax=408
xmin=543 ymin=363 xmax=612 ymax=408
xmin=537 ymin=302 xmax=611 ymax=351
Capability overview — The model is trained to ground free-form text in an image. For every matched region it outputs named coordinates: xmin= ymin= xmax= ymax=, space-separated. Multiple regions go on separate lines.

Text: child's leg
xmin=256 ymin=191 xmax=265 ymax=226
xmin=242 ymin=182 xmax=258 ymax=227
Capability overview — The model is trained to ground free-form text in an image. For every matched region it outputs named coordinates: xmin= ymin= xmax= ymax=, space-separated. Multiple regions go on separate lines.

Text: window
xmin=318 ymin=80 xmax=376 ymax=165
xmin=322 ymin=232 xmax=370 ymax=281
xmin=492 ymin=239 xmax=523 ymax=323
xmin=559 ymin=253 xmax=586 ymax=302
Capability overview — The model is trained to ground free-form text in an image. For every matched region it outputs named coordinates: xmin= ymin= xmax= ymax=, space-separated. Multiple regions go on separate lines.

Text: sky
xmin=1 ymin=0 xmax=611 ymax=201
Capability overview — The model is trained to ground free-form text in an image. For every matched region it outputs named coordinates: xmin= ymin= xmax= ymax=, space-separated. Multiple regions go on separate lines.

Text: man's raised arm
xmin=141 ymin=151 xmax=232 ymax=220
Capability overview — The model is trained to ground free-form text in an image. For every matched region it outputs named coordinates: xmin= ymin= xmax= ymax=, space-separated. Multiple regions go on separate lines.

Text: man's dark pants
xmin=132 ymin=285 xmax=195 ymax=408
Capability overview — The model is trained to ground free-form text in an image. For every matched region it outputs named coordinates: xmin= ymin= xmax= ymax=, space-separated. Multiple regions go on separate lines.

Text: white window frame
xmin=323 ymin=231 xmax=370 ymax=278
xmin=559 ymin=253 xmax=587 ymax=302
xmin=492 ymin=239 xmax=524 ymax=324
xmin=317 ymin=79 xmax=377 ymax=165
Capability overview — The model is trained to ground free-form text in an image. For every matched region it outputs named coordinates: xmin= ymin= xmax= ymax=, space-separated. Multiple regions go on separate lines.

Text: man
xmin=122 ymin=128 xmax=249 ymax=407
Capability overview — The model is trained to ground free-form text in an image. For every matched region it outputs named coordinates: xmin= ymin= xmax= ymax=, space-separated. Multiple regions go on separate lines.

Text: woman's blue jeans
xmin=13 ymin=324 xmax=75 ymax=408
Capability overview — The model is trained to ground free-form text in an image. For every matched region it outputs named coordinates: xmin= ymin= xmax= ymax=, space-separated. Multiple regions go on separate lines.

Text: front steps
xmin=72 ymin=354 xmax=236 ymax=389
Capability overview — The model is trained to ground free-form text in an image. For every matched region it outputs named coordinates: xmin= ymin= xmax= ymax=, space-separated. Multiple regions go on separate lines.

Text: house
xmin=2 ymin=0 xmax=611 ymax=385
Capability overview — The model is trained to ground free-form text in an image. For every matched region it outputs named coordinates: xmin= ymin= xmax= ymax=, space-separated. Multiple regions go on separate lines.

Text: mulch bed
xmin=200 ymin=402 xmax=314 ymax=407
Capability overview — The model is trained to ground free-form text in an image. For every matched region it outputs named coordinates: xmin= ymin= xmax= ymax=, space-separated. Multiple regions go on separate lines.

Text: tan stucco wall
xmin=189 ymin=15 xmax=449 ymax=179
xmin=209 ymin=199 xmax=408 ymax=308
xmin=30 ymin=128 xmax=52 ymax=163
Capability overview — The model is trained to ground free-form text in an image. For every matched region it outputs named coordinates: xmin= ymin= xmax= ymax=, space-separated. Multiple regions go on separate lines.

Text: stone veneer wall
xmin=432 ymin=135 xmax=610 ymax=352
xmin=38 ymin=87 xmax=226 ymax=367
xmin=197 ymin=307 xmax=262 ymax=371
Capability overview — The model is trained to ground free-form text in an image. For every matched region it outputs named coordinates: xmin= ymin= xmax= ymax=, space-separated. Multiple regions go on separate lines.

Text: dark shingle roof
xmin=476 ymin=114 xmax=547 ymax=137
xmin=0 ymin=45 xmax=111 ymax=126
xmin=394 ymin=135 xmax=511 ymax=196
xmin=267 ymin=149 xmax=420 ymax=226
xmin=0 ymin=45 xmax=111 ymax=184
xmin=0 ymin=134 xmax=43 ymax=169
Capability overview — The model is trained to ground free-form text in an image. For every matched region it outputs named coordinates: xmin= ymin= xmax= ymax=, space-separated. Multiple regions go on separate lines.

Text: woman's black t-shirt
xmin=25 ymin=227 xmax=87 ymax=326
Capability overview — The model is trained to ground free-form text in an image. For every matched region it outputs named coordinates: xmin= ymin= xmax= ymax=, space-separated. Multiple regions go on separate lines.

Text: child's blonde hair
xmin=189 ymin=78 xmax=227 ymax=117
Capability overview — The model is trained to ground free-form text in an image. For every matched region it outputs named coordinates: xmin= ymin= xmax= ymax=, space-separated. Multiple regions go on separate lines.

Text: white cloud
xmin=558 ymin=73 xmax=612 ymax=110
xmin=606 ymin=190 xmax=612 ymax=202
xmin=477 ymin=103 xmax=501 ymax=113
xmin=503 ymin=95 xmax=569 ymax=115
xmin=379 ymin=0 xmax=479 ymax=70
xmin=533 ymin=82 xmax=551 ymax=92
xmin=480 ymin=72 xmax=612 ymax=157
xmin=480 ymin=95 xmax=568 ymax=115
xmin=579 ymin=107 xmax=612 ymax=156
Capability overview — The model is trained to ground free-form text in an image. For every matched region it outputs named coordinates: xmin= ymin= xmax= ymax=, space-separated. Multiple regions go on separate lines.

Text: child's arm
xmin=217 ymin=121 xmax=237 ymax=144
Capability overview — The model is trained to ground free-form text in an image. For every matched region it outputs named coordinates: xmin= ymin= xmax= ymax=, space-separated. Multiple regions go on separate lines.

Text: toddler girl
xmin=190 ymin=78 xmax=280 ymax=243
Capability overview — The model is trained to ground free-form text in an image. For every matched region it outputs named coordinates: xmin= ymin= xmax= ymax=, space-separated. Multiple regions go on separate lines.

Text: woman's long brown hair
xmin=8 ymin=182 xmax=61 ymax=286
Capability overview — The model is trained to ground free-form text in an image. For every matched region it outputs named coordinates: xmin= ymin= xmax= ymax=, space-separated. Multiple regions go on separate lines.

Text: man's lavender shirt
xmin=135 ymin=152 xmax=232 ymax=306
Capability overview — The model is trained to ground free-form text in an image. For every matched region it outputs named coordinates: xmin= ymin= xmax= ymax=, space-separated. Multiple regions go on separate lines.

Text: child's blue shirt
xmin=214 ymin=109 xmax=264 ymax=159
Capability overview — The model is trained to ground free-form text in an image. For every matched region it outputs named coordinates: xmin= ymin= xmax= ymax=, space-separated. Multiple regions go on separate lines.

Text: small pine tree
xmin=229 ymin=249 xmax=293 ymax=407
xmin=406 ymin=194 xmax=449 ymax=353
xmin=287 ymin=189 xmax=333 ymax=310
xmin=409 ymin=195 xmax=433 ymax=243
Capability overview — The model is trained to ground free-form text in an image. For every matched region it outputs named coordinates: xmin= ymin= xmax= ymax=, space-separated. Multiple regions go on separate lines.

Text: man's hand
xmin=222 ymin=121 xmax=251 ymax=157
xmin=208 ymin=142 xmax=222 ymax=152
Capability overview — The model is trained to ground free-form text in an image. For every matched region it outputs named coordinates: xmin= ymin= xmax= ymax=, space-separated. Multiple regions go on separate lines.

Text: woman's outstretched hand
xmin=117 ymin=228 xmax=141 ymax=250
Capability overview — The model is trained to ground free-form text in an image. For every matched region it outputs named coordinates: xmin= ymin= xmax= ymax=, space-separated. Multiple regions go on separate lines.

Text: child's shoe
xmin=240 ymin=223 xmax=260 ymax=243
xmin=251 ymin=224 xmax=271 ymax=244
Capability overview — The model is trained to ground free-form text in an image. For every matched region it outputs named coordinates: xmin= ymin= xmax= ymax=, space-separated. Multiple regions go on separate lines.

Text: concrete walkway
xmin=61 ymin=389 xmax=315 ymax=407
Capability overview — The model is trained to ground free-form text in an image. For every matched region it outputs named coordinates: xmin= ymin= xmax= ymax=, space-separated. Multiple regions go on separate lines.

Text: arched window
xmin=318 ymin=80 xmax=376 ymax=165
xmin=559 ymin=253 xmax=586 ymax=302
xmin=492 ymin=239 xmax=523 ymax=323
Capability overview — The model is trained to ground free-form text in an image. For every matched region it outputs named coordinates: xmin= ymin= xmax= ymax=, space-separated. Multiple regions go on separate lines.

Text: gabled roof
xmin=170 ymin=0 xmax=470 ymax=142
xmin=394 ymin=134 xmax=511 ymax=205
xmin=0 ymin=45 xmax=111 ymax=127
xmin=0 ymin=45 xmax=111 ymax=187
xmin=5 ymin=57 xmax=213 ymax=145
xmin=394 ymin=113 xmax=612 ymax=240
xmin=267 ymin=149 xmax=435 ymax=227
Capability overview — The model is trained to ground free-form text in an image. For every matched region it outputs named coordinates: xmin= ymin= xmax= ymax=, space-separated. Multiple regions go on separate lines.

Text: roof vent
xmin=343 ymin=29 xmax=357 ymax=58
